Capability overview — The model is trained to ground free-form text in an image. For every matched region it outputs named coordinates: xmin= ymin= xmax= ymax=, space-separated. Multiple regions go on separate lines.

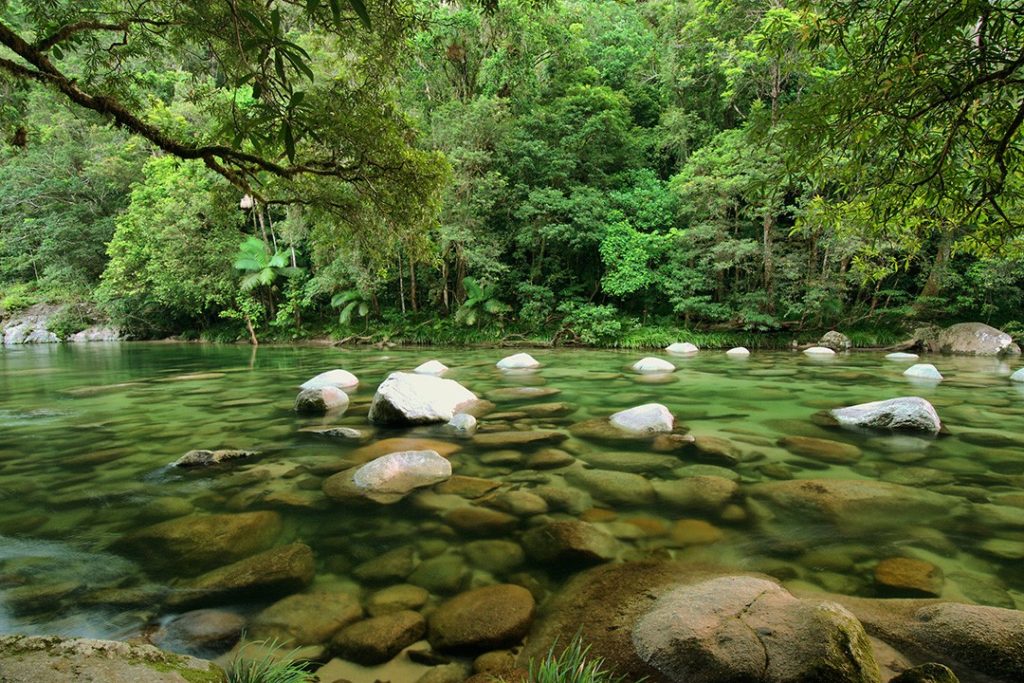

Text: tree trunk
xmin=920 ymin=235 xmax=952 ymax=298
xmin=763 ymin=210 xmax=775 ymax=307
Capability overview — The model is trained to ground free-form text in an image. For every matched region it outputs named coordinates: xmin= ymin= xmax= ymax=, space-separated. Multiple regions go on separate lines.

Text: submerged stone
xmin=427 ymin=584 xmax=536 ymax=653
xmin=874 ymin=557 xmax=944 ymax=598
xmin=332 ymin=610 xmax=426 ymax=665
xmin=249 ymin=592 xmax=363 ymax=645
xmin=171 ymin=449 xmax=257 ymax=468
xmin=904 ymin=364 xmax=943 ymax=381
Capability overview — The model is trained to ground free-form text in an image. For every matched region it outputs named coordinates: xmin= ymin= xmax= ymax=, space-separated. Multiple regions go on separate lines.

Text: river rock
xmin=428 ymin=584 xmax=535 ymax=653
xmin=249 ymin=592 xmax=362 ymax=645
xmin=669 ymin=519 xmax=724 ymax=546
xmin=652 ymin=476 xmax=738 ymax=512
xmin=886 ymin=352 xmax=920 ymax=361
xmin=935 ymin=322 xmax=1018 ymax=355
xmin=803 ymin=345 xmax=837 ymax=356
xmin=819 ymin=331 xmax=852 ymax=351
xmin=115 ymin=511 xmax=282 ymax=572
xmin=301 ymin=369 xmax=359 ymax=390
xmin=154 ymin=609 xmax=245 ymax=654
xmin=726 ymin=347 xmax=750 ymax=357
xmin=166 ymin=543 xmax=315 ymax=609
xmin=352 ymin=438 xmax=461 ymax=462
xmin=415 ymin=360 xmax=449 ymax=375
xmin=171 ymin=449 xmax=257 ymax=468
xmin=407 ymin=554 xmax=470 ymax=595
xmin=352 ymin=546 xmax=417 ymax=584
xmin=632 ymin=357 xmax=676 ymax=373
xmin=831 ymin=397 xmax=942 ymax=433
xmin=366 ymin=584 xmax=430 ymax=616
xmin=446 ymin=413 xmax=477 ymax=436
xmin=666 ymin=342 xmax=699 ymax=354
xmin=295 ymin=386 xmax=350 ymax=414
xmin=472 ymin=430 xmax=567 ymax=448
xmin=691 ymin=435 xmax=741 ymax=466
xmin=521 ymin=520 xmax=618 ymax=569
xmin=332 ymin=610 xmax=426 ymax=665
xmin=874 ymin=557 xmax=943 ymax=598
xmin=464 ymin=540 xmax=526 ymax=574
xmin=486 ymin=386 xmax=561 ymax=402
xmin=526 ymin=448 xmax=575 ymax=469
xmin=566 ymin=468 xmax=655 ymax=506
xmin=904 ymin=364 xmax=943 ymax=380
xmin=487 ymin=490 xmax=548 ymax=517
xmin=632 ymin=576 xmax=879 ymax=683
xmin=580 ymin=450 xmax=676 ymax=473
xmin=496 ymin=353 xmax=540 ymax=370
xmin=1010 ymin=368 xmax=1024 ymax=382
xmin=0 ymin=635 xmax=224 ymax=682
xmin=609 ymin=403 xmax=674 ymax=433
xmin=778 ymin=436 xmax=862 ymax=464
xmin=68 ymin=325 xmax=123 ymax=342
xmin=369 ymin=372 xmax=477 ymax=425
xmin=445 ymin=506 xmax=519 ymax=535
xmin=340 ymin=450 xmax=452 ymax=504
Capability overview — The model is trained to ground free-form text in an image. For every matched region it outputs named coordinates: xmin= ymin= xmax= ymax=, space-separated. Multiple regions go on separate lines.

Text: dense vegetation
xmin=1 ymin=0 xmax=1022 ymax=346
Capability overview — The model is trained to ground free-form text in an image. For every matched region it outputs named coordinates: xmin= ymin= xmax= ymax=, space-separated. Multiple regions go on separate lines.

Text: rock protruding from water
xmin=632 ymin=357 xmax=676 ymax=373
xmin=295 ymin=385 xmax=350 ymax=414
xmin=427 ymin=584 xmax=536 ymax=653
xmin=414 ymin=360 xmax=449 ymax=375
xmin=886 ymin=352 xmax=919 ymax=361
xmin=819 ymin=330 xmax=852 ymax=351
xmin=904 ymin=364 xmax=943 ymax=381
xmin=368 ymin=372 xmax=477 ymax=425
xmin=666 ymin=342 xmax=699 ymax=354
xmin=1011 ymin=368 xmax=1024 ymax=382
xmin=933 ymin=322 xmax=1019 ymax=356
xmin=69 ymin=325 xmax=123 ymax=343
xmin=496 ymin=353 xmax=540 ymax=370
xmin=632 ymin=576 xmax=880 ymax=683
xmin=171 ymin=449 xmax=257 ymax=468
xmin=326 ymin=450 xmax=452 ymax=504
xmin=0 ymin=304 xmax=60 ymax=345
xmin=521 ymin=520 xmax=618 ymax=569
xmin=831 ymin=397 xmax=941 ymax=433
xmin=301 ymin=369 xmax=359 ymax=390
xmin=610 ymin=403 xmax=674 ymax=433
xmin=726 ymin=347 xmax=750 ymax=357
xmin=446 ymin=413 xmax=477 ymax=436
xmin=0 ymin=635 xmax=223 ymax=683
xmin=803 ymin=345 xmax=837 ymax=356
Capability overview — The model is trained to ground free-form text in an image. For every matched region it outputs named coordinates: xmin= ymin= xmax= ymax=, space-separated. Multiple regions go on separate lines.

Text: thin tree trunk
xmin=398 ymin=251 xmax=406 ymax=314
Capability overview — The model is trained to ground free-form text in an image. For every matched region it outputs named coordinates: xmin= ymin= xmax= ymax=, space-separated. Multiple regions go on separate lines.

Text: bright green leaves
xmin=600 ymin=219 xmax=660 ymax=297
xmin=455 ymin=277 xmax=510 ymax=326
xmin=330 ymin=288 xmax=372 ymax=325
xmin=233 ymin=236 xmax=304 ymax=292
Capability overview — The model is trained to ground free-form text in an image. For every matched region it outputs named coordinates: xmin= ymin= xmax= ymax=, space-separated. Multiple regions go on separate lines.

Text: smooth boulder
xmin=1010 ymin=368 xmax=1024 ymax=382
xmin=496 ymin=353 xmax=540 ymax=370
xmin=803 ymin=346 xmax=837 ymax=356
xmin=886 ymin=352 xmax=919 ymax=362
xmin=427 ymin=584 xmax=536 ymax=653
xmin=725 ymin=347 xmax=750 ymax=357
xmin=446 ymin=413 xmax=477 ymax=436
xmin=632 ymin=576 xmax=879 ymax=683
xmin=336 ymin=450 xmax=452 ymax=504
xmin=521 ymin=520 xmax=618 ymax=569
xmin=295 ymin=386 xmax=349 ymax=414
xmin=300 ymin=369 xmax=359 ymax=390
xmin=368 ymin=372 xmax=477 ymax=425
xmin=935 ymin=322 xmax=1018 ymax=355
xmin=904 ymin=364 xmax=943 ymax=381
xmin=414 ymin=360 xmax=449 ymax=375
xmin=831 ymin=397 xmax=941 ymax=433
xmin=666 ymin=342 xmax=698 ymax=354
xmin=632 ymin=357 xmax=676 ymax=373
xmin=609 ymin=403 xmax=674 ymax=433
xmin=819 ymin=331 xmax=852 ymax=351
xmin=171 ymin=449 xmax=257 ymax=468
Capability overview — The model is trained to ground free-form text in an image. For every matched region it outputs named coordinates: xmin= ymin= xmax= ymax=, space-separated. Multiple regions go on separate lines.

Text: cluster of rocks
xmin=0 ymin=303 xmax=122 ymax=344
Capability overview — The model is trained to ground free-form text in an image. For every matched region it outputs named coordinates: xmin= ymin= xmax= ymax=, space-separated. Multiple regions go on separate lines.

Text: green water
xmin=1 ymin=343 xmax=1022 ymax=645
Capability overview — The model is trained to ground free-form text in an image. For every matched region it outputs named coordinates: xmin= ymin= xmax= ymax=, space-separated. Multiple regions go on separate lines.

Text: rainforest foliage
xmin=0 ymin=0 xmax=1022 ymax=345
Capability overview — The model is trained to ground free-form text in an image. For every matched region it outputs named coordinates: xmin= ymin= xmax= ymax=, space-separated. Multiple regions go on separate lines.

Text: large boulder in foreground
xmin=368 ymin=372 xmax=477 ymax=425
xmin=428 ymin=584 xmax=536 ymax=653
xmin=633 ymin=576 xmax=879 ymax=683
xmin=0 ymin=635 xmax=223 ymax=683
xmin=830 ymin=397 xmax=941 ymax=433
xmin=934 ymin=322 xmax=1019 ymax=356
xmin=322 ymin=450 xmax=452 ymax=504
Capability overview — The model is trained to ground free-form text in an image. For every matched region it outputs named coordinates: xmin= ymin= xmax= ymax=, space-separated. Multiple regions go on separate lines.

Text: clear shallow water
xmin=0 ymin=343 xmax=1022 ymax=646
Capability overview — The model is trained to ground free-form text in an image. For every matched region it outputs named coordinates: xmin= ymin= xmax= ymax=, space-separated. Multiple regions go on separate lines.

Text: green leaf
xmin=283 ymin=122 xmax=296 ymax=162
xmin=347 ymin=0 xmax=372 ymax=29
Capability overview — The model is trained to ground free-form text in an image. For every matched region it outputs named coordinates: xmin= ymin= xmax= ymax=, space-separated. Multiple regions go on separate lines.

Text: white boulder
xmin=904 ymin=364 xmax=943 ymax=381
xmin=446 ymin=413 xmax=477 ymax=437
xmin=609 ymin=404 xmax=674 ymax=433
xmin=496 ymin=353 xmax=540 ymax=370
xmin=413 ymin=360 xmax=449 ymax=375
xmin=294 ymin=386 xmax=350 ymax=414
xmin=666 ymin=342 xmax=699 ymax=354
xmin=885 ymin=352 xmax=919 ymax=361
xmin=831 ymin=397 xmax=941 ymax=434
xmin=631 ymin=357 xmax=676 ymax=374
xmin=300 ymin=369 xmax=359 ymax=390
xmin=1011 ymin=368 xmax=1024 ymax=383
xmin=803 ymin=346 xmax=836 ymax=356
xmin=726 ymin=347 xmax=751 ymax=358
xmin=352 ymin=450 xmax=452 ymax=504
xmin=368 ymin=372 xmax=477 ymax=425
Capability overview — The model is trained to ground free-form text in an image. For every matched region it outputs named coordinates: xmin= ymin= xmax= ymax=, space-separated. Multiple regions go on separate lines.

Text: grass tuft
xmin=520 ymin=633 xmax=640 ymax=683
xmin=225 ymin=639 xmax=314 ymax=683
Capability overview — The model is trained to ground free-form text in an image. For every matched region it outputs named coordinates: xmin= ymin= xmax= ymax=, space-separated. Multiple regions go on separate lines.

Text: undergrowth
xmin=225 ymin=640 xmax=314 ymax=683
xmin=497 ymin=633 xmax=640 ymax=683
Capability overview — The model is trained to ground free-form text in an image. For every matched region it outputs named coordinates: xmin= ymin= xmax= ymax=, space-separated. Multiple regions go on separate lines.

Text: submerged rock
xmin=0 ymin=635 xmax=223 ymax=683
xmin=819 ymin=330 xmax=852 ymax=351
xmin=249 ymin=592 xmax=363 ymax=645
xmin=874 ymin=557 xmax=943 ymax=598
xmin=666 ymin=342 xmax=699 ymax=354
xmin=154 ymin=609 xmax=245 ymax=654
xmin=445 ymin=413 xmax=477 ymax=436
xmin=521 ymin=520 xmax=618 ymax=569
xmin=428 ymin=584 xmax=536 ymax=653
xmin=324 ymin=450 xmax=451 ymax=504
xmin=904 ymin=364 xmax=943 ymax=381
xmin=332 ymin=610 xmax=426 ymax=665
xmin=632 ymin=357 xmax=676 ymax=373
xmin=171 ymin=449 xmax=257 ymax=468
xmin=472 ymin=430 xmax=567 ymax=448
xmin=609 ymin=403 xmax=674 ymax=433
xmin=633 ymin=576 xmax=879 ymax=683
xmin=414 ymin=360 xmax=449 ymax=375
xmin=831 ymin=397 xmax=942 ymax=433
xmin=566 ymin=468 xmax=656 ymax=507
xmin=295 ymin=386 xmax=350 ymax=414
xmin=368 ymin=372 xmax=477 ymax=426
xmin=496 ymin=353 xmax=540 ymax=370
xmin=300 ymin=369 xmax=359 ymax=390
xmin=778 ymin=436 xmax=862 ymax=464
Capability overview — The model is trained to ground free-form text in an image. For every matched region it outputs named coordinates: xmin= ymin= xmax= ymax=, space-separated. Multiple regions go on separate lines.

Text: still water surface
xmin=0 ymin=343 xmax=1022 ymax=645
